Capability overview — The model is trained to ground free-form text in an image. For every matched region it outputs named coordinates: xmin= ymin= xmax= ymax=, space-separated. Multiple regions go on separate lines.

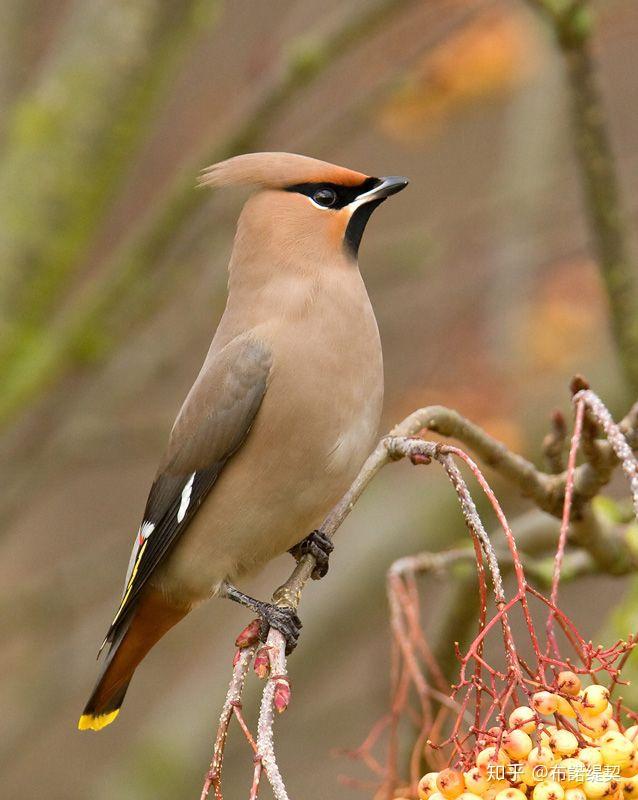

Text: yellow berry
xmin=623 ymin=777 xmax=638 ymax=798
xmin=484 ymin=783 xmax=511 ymax=800
xmin=558 ymin=673 xmax=583 ymax=697
xmin=600 ymin=734 xmax=634 ymax=769
xmin=625 ymin=728 xmax=638 ymax=743
xmin=521 ymin=764 xmax=540 ymax=786
xmin=621 ymin=749 xmax=638 ymax=778
xmin=477 ymin=747 xmax=510 ymax=771
xmin=533 ymin=780 xmax=565 ymax=800
xmin=529 ymin=746 xmax=556 ymax=769
xmin=552 ymin=730 xmax=580 ymax=757
xmin=579 ymin=715 xmax=613 ymax=740
xmin=419 ymin=773 xmax=440 ymax=800
xmin=511 ymin=706 xmax=538 ymax=734
xmin=534 ymin=693 xmax=560 ymax=716
xmin=437 ymin=769 xmax=466 ymax=799
xmin=504 ymin=730 xmax=534 ymax=759
xmin=608 ymin=722 xmax=621 ymax=734
xmin=557 ymin=697 xmax=578 ymax=719
xmin=607 ymin=779 xmax=623 ymax=800
xmin=579 ymin=748 xmax=604 ymax=769
xmin=541 ymin=727 xmax=560 ymax=746
xmin=565 ymin=791 xmax=587 ymax=800
xmin=581 ymin=687 xmax=611 ymax=717
xmin=496 ymin=790 xmax=527 ymax=800
xmin=554 ymin=758 xmax=587 ymax=788
xmin=582 ymin=775 xmax=612 ymax=799
xmin=457 ymin=794 xmax=483 ymax=800
xmin=464 ymin=768 xmax=490 ymax=794
xmin=429 ymin=794 xmax=446 ymax=800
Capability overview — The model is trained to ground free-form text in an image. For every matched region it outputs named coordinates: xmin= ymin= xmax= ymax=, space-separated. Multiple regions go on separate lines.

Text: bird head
xmin=199 ymin=152 xmax=408 ymax=264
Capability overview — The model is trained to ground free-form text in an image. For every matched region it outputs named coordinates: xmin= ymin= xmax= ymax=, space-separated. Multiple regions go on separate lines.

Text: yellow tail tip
xmin=78 ymin=709 xmax=120 ymax=731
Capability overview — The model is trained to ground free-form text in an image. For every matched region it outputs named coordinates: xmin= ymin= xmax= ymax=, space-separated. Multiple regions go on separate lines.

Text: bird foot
xmin=289 ymin=529 xmax=334 ymax=580
xmin=222 ymin=582 xmax=302 ymax=655
xmin=258 ymin=604 xmax=302 ymax=655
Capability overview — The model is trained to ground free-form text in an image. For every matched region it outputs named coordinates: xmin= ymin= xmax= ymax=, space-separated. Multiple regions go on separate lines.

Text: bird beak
xmin=372 ymin=176 xmax=409 ymax=199
xmin=351 ymin=176 xmax=409 ymax=208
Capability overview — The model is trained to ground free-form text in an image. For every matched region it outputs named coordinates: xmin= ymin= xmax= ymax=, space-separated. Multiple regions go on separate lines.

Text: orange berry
xmin=464 ymin=768 xmax=490 ymax=795
xmin=437 ymin=769 xmax=466 ymax=799
xmin=504 ymin=730 xmax=534 ymax=759
xmin=533 ymin=693 xmax=560 ymax=716
xmin=558 ymin=673 xmax=582 ymax=697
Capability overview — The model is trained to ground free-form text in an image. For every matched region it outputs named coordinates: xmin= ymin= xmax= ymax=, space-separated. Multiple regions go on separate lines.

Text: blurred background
xmin=1 ymin=0 xmax=637 ymax=797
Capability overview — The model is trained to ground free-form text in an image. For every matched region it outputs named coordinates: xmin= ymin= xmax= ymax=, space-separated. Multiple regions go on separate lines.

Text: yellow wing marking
xmin=109 ymin=539 xmax=148 ymax=631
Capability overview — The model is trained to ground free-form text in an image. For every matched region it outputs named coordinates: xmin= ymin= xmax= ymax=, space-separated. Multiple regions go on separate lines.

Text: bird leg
xmin=288 ymin=529 xmax=334 ymax=579
xmin=221 ymin=582 xmax=302 ymax=655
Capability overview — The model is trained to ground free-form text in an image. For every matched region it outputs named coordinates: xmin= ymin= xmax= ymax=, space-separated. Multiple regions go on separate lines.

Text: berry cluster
xmin=408 ymin=674 xmax=638 ymax=800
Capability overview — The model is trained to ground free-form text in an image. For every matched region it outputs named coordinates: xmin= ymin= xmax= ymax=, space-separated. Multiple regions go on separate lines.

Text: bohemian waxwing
xmin=79 ymin=152 xmax=408 ymax=730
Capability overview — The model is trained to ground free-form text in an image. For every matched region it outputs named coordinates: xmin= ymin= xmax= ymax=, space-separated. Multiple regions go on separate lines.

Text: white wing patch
xmin=123 ymin=521 xmax=155 ymax=593
xmin=140 ymin=520 xmax=155 ymax=540
xmin=177 ymin=473 xmax=196 ymax=523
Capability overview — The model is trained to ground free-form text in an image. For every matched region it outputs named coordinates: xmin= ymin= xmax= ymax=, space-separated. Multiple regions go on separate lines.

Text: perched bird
xmin=79 ymin=152 xmax=407 ymax=731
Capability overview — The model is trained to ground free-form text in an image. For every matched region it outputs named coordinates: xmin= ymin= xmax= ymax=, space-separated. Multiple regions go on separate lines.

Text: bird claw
xmin=289 ymin=529 xmax=334 ymax=580
xmin=258 ymin=604 xmax=303 ymax=655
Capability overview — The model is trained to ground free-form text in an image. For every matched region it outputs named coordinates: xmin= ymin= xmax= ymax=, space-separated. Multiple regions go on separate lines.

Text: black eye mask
xmin=285 ymin=177 xmax=380 ymax=210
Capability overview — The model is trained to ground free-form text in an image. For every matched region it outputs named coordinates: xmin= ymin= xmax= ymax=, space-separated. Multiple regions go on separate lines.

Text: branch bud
xmin=235 ymin=619 xmax=261 ymax=649
xmin=254 ymin=647 xmax=271 ymax=679
xmin=274 ymin=679 xmax=291 ymax=713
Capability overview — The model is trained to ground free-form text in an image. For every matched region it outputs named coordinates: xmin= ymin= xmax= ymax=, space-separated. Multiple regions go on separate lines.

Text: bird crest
xmin=199 ymin=152 xmax=368 ymax=190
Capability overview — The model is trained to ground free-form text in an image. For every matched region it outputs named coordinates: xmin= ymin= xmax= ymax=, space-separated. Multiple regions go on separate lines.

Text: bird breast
xmin=154 ymin=265 xmax=383 ymax=600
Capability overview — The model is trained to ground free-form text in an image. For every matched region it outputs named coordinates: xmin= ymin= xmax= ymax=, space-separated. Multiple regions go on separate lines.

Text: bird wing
xmin=102 ymin=333 xmax=272 ymax=648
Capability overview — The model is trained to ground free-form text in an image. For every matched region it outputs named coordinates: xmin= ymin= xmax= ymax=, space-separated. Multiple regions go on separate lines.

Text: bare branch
xmin=200 ymin=389 xmax=638 ymax=796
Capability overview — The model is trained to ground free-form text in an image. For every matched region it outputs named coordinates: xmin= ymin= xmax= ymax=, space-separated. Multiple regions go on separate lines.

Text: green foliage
xmin=0 ymin=0 xmax=219 ymax=419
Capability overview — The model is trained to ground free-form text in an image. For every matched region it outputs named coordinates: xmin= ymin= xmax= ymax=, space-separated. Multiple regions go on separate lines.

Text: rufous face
xmin=241 ymin=175 xmax=408 ymax=264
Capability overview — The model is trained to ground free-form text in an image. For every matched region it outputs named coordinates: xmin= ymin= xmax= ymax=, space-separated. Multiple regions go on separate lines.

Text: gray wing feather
xmin=105 ymin=334 xmax=272 ymax=643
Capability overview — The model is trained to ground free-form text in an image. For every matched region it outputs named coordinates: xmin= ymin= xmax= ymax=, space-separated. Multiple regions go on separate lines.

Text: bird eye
xmin=312 ymin=187 xmax=337 ymax=207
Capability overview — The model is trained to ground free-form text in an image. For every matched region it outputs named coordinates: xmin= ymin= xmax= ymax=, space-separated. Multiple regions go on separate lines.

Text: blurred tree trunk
xmin=0 ymin=0 xmax=218 ymax=405
xmin=527 ymin=0 xmax=638 ymax=396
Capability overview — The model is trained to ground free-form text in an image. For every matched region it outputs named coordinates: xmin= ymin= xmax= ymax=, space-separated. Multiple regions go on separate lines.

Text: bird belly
xmin=152 ymin=409 xmax=377 ymax=605
xmin=153 ymin=281 xmax=383 ymax=605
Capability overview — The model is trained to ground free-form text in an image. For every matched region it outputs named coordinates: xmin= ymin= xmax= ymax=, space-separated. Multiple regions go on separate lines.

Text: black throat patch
xmin=344 ymin=198 xmax=385 ymax=258
xmin=285 ymin=177 xmax=383 ymax=258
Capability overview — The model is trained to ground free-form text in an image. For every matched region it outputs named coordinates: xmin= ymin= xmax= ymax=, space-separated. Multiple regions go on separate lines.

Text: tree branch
xmin=201 ymin=386 xmax=638 ymax=797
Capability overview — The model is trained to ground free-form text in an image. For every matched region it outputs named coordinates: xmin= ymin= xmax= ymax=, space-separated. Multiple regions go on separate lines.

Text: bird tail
xmin=78 ymin=588 xmax=187 ymax=731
